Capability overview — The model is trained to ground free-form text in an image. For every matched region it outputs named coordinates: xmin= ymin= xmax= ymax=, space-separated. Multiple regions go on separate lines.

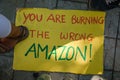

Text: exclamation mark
xmin=90 ymin=44 xmax=92 ymax=62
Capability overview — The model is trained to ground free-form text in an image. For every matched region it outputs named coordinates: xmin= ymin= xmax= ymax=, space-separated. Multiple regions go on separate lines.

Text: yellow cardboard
xmin=13 ymin=8 xmax=105 ymax=74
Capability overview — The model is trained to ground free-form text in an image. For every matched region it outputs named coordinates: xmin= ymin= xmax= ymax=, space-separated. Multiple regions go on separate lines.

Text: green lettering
xmin=58 ymin=46 xmax=66 ymax=60
xmin=25 ymin=43 xmax=37 ymax=58
xmin=75 ymin=46 xmax=87 ymax=61
xmin=48 ymin=46 xmax=57 ymax=61
xmin=89 ymin=44 xmax=92 ymax=62
xmin=66 ymin=46 xmax=75 ymax=61
xmin=38 ymin=44 xmax=48 ymax=59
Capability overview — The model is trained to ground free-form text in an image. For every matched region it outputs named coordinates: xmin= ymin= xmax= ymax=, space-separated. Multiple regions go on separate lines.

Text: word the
xmin=60 ymin=32 xmax=93 ymax=41
xmin=25 ymin=43 xmax=92 ymax=61
xmin=71 ymin=15 xmax=104 ymax=24
xmin=29 ymin=30 xmax=49 ymax=39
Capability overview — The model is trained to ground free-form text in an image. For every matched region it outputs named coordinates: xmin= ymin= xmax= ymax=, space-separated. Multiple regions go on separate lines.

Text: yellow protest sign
xmin=13 ymin=8 xmax=105 ymax=74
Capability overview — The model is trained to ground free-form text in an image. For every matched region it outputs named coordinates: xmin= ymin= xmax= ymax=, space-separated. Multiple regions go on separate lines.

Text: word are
xmin=71 ymin=15 xmax=104 ymax=24
xmin=60 ymin=32 xmax=93 ymax=41
xmin=25 ymin=43 xmax=92 ymax=61
xmin=29 ymin=30 xmax=50 ymax=39
xmin=46 ymin=14 xmax=66 ymax=23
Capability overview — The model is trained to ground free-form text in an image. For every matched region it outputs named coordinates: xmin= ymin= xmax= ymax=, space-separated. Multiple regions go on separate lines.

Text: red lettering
xmin=29 ymin=30 xmax=36 ymax=38
xmin=80 ymin=16 xmax=86 ymax=24
xmin=56 ymin=14 xmax=61 ymax=23
xmin=36 ymin=14 xmax=43 ymax=22
xmin=29 ymin=30 xmax=49 ymax=39
xmin=87 ymin=34 xmax=93 ymax=41
xmin=60 ymin=32 xmax=94 ymax=41
xmin=71 ymin=15 xmax=104 ymax=24
xmin=29 ymin=13 xmax=36 ymax=21
xmin=79 ymin=33 xmax=86 ymax=40
xmin=61 ymin=15 xmax=66 ymax=23
xmin=69 ymin=32 xmax=75 ymax=40
xmin=23 ymin=12 xmax=30 ymax=24
xmin=37 ymin=31 xmax=44 ymax=38
xmin=71 ymin=15 xmax=77 ymax=24
xmin=37 ymin=31 xmax=50 ymax=39
xmin=47 ymin=14 xmax=66 ymax=23
xmin=47 ymin=14 xmax=55 ymax=22
xmin=23 ymin=13 xmax=43 ymax=24
xmin=45 ymin=31 xmax=50 ymax=39
xmin=60 ymin=32 xmax=68 ymax=39
xmin=98 ymin=17 xmax=104 ymax=24
xmin=74 ymin=33 xmax=80 ymax=40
